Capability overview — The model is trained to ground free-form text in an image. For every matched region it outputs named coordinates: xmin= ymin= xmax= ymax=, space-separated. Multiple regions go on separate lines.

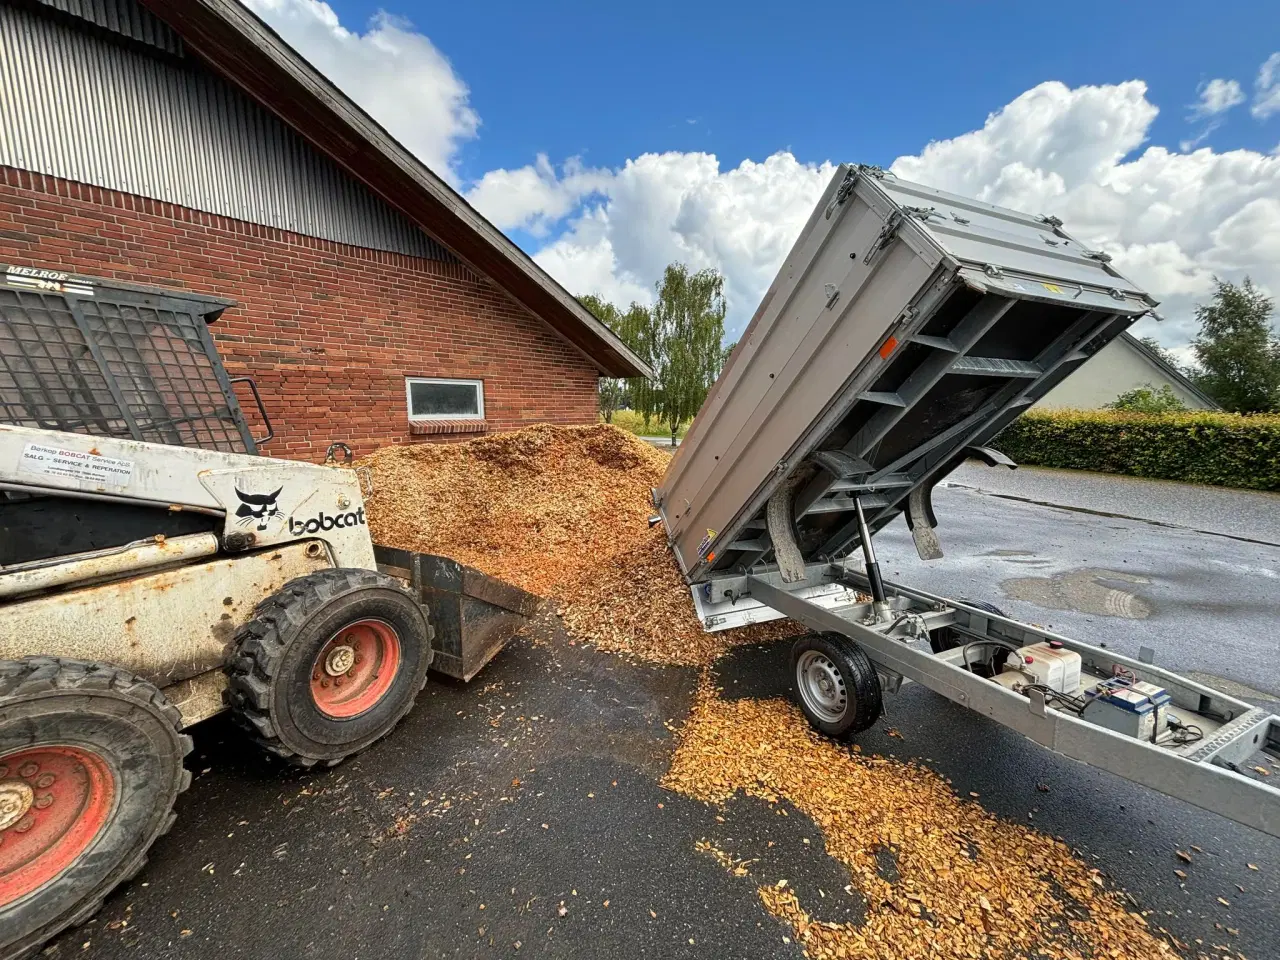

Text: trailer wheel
xmin=0 ymin=658 xmax=191 ymax=960
xmin=929 ymin=598 xmax=1008 ymax=653
xmin=791 ymin=633 xmax=883 ymax=740
xmin=225 ymin=569 xmax=433 ymax=767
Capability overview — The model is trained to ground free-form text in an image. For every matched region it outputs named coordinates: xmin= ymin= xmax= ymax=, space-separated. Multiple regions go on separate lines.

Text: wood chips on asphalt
xmin=666 ymin=688 xmax=1183 ymax=960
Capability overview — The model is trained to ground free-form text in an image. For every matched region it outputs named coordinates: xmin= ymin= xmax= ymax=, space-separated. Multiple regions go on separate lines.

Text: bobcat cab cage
xmin=0 ymin=264 xmax=267 ymax=456
xmin=656 ymin=164 xmax=1280 ymax=839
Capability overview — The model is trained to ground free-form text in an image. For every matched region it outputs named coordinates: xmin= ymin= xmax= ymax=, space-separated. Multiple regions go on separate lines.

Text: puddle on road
xmin=1001 ymin=568 xmax=1153 ymax=619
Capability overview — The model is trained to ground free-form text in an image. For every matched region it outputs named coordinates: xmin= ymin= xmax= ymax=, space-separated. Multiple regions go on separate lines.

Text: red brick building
xmin=0 ymin=0 xmax=647 ymax=460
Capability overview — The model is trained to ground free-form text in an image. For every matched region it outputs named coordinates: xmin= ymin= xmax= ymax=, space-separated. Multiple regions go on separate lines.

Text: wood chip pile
xmin=360 ymin=424 xmax=799 ymax=665
xmin=665 ymin=689 xmax=1181 ymax=960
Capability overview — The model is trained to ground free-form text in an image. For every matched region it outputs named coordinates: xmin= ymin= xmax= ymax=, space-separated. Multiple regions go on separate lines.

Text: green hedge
xmin=995 ymin=410 xmax=1280 ymax=491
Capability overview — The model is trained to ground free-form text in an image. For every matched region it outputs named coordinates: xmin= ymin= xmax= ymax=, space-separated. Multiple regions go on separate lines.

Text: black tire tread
xmin=0 ymin=657 xmax=189 ymax=955
xmin=225 ymin=568 xmax=431 ymax=767
xmin=791 ymin=632 xmax=883 ymax=740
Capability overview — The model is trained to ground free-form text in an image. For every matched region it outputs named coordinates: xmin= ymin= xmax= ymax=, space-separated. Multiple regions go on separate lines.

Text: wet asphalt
xmin=46 ymin=479 xmax=1280 ymax=960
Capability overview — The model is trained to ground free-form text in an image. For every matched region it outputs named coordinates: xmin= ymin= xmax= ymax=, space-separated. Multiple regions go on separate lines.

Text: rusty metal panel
xmin=0 ymin=541 xmax=331 ymax=690
xmin=0 ymin=3 xmax=455 ymax=261
xmin=374 ymin=546 xmax=539 ymax=682
xmin=160 ymin=669 xmax=226 ymax=728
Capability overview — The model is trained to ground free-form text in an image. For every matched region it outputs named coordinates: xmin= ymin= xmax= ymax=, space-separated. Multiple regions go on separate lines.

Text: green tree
xmin=1137 ymin=336 xmax=1185 ymax=375
xmin=620 ymin=302 xmax=661 ymax=429
xmin=1189 ymin=277 xmax=1280 ymax=413
xmin=652 ymin=263 xmax=728 ymax=446
xmin=578 ymin=295 xmax=660 ymax=426
xmin=1106 ymin=383 xmax=1188 ymax=414
xmin=579 ymin=294 xmax=625 ymax=423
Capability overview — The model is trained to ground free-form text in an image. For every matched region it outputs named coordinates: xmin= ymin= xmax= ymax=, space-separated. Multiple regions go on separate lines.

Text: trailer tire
xmin=225 ymin=569 xmax=433 ymax=768
xmin=791 ymin=633 xmax=882 ymax=740
xmin=0 ymin=658 xmax=191 ymax=960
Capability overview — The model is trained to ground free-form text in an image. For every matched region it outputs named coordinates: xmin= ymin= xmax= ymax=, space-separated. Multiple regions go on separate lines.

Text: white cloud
xmin=242 ymin=0 xmax=478 ymax=181
xmin=1189 ymin=78 xmax=1245 ymax=119
xmin=1254 ymin=53 xmax=1280 ymax=119
xmin=466 ymin=155 xmax=611 ymax=237
xmin=515 ymin=152 xmax=836 ymax=332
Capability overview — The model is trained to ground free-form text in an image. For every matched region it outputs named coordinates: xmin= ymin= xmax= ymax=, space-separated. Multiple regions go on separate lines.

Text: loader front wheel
xmin=0 ymin=658 xmax=190 ymax=960
xmin=791 ymin=633 xmax=883 ymax=741
xmin=226 ymin=569 xmax=433 ymax=767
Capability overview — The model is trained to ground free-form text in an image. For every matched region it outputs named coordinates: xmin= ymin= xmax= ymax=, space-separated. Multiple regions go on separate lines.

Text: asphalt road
xmin=48 ymin=480 xmax=1280 ymax=960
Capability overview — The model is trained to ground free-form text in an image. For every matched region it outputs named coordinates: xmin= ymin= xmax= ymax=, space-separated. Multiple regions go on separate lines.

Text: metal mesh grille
xmin=0 ymin=283 xmax=254 ymax=453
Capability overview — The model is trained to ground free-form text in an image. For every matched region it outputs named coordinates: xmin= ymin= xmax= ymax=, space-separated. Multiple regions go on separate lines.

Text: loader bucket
xmin=373 ymin=545 xmax=540 ymax=682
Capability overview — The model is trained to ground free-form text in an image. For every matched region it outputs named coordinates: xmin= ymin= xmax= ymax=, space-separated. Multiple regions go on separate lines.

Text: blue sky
xmin=248 ymin=0 xmax=1280 ymax=356
xmin=330 ymin=0 xmax=1279 ymax=175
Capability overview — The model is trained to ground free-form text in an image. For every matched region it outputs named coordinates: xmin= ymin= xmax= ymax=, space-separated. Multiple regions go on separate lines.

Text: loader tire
xmin=791 ymin=633 xmax=883 ymax=741
xmin=225 ymin=568 xmax=433 ymax=768
xmin=0 ymin=658 xmax=191 ymax=960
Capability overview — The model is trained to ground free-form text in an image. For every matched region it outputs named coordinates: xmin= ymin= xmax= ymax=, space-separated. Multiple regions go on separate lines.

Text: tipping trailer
xmin=655 ymin=163 xmax=1280 ymax=838
xmin=0 ymin=266 xmax=536 ymax=956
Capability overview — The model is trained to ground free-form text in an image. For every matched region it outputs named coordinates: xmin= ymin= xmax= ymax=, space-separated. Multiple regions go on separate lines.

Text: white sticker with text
xmin=20 ymin=443 xmax=134 ymax=487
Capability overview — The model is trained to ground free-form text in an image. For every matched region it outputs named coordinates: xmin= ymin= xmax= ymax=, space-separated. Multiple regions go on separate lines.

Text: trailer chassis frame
xmin=694 ymin=563 xmax=1280 ymax=838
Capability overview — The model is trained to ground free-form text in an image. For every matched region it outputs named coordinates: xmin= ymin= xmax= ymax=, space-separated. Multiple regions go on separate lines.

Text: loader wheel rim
xmin=311 ymin=618 xmax=402 ymax=719
xmin=797 ymin=651 xmax=848 ymax=724
xmin=0 ymin=745 xmax=116 ymax=905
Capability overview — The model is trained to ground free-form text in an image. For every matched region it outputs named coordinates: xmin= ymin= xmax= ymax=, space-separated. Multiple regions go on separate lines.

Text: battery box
xmin=997 ymin=641 xmax=1082 ymax=694
xmin=1081 ymin=680 xmax=1171 ymax=741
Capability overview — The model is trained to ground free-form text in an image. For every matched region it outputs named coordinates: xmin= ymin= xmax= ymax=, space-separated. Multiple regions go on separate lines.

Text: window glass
xmin=406 ymin=378 xmax=483 ymax=419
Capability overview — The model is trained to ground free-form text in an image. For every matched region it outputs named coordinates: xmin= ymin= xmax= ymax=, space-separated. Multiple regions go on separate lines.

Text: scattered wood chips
xmin=360 ymin=424 xmax=799 ymax=665
xmin=664 ymin=689 xmax=1181 ymax=960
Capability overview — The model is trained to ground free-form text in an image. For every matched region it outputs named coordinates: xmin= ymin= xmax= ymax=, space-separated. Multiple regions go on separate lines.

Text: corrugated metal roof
xmin=1 ymin=1 xmax=456 ymax=261
xmin=34 ymin=0 xmax=182 ymax=55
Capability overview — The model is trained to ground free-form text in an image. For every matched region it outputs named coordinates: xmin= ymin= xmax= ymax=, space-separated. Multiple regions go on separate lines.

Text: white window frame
xmin=405 ymin=377 xmax=485 ymax=421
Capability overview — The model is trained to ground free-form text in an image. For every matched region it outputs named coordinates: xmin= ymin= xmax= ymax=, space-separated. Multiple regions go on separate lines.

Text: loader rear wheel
xmin=225 ymin=569 xmax=433 ymax=767
xmin=0 ymin=658 xmax=190 ymax=960
xmin=791 ymin=633 xmax=883 ymax=740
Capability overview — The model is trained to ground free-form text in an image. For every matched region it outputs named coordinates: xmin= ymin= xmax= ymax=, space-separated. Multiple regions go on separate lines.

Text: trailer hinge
xmin=902 ymin=205 xmax=940 ymax=221
xmin=1036 ymin=214 xmax=1064 ymax=228
xmin=863 ymin=209 xmax=904 ymax=265
xmin=1083 ymin=249 xmax=1113 ymax=263
xmin=983 ymin=263 xmax=1004 ymax=279
xmin=825 ymin=172 xmax=859 ymax=219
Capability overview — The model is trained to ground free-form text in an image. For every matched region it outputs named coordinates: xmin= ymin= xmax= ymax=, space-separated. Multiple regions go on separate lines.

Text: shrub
xmin=995 ymin=409 xmax=1280 ymax=491
xmin=1106 ymin=384 xmax=1188 ymax=414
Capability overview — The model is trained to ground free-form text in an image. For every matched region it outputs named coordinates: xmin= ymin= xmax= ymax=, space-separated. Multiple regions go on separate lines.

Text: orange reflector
xmin=879 ymin=336 xmax=898 ymax=360
xmin=706 ymin=552 xmax=716 ymax=563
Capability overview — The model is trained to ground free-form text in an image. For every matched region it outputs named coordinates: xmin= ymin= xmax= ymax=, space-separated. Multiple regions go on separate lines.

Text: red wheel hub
xmin=310 ymin=619 xmax=402 ymax=718
xmin=0 ymin=745 xmax=115 ymax=905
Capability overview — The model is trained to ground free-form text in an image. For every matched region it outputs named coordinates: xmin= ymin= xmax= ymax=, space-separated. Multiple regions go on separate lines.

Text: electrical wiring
xmin=961 ymin=638 xmax=1022 ymax=673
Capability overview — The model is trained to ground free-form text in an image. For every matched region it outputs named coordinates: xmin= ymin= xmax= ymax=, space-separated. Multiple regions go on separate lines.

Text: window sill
xmin=408 ymin=419 xmax=488 ymax=436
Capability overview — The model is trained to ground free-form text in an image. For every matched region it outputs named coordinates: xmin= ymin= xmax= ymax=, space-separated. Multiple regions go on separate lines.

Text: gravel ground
xmin=47 ymin=479 xmax=1280 ymax=960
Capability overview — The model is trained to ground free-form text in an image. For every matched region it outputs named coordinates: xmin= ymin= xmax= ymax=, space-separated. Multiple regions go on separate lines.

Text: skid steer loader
xmin=0 ymin=265 xmax=536 ymax=956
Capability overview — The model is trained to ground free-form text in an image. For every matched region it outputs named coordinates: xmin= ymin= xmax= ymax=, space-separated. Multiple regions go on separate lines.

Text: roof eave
xmin=139 ymin=0 xmax=652 ymax=380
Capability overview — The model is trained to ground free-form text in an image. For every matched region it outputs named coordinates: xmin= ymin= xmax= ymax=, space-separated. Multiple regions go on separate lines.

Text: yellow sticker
xmin=1042 ymin=282 xmax=1062 ymax=294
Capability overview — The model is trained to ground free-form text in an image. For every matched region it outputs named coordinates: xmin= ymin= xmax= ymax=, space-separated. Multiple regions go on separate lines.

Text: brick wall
xmin=0 ymin=167 xmax=601 ymax=460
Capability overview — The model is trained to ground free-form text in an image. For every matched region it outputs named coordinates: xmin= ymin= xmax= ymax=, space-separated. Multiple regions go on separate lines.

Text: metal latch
xmin=863 ymin=210 xmax=904 ymax=265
